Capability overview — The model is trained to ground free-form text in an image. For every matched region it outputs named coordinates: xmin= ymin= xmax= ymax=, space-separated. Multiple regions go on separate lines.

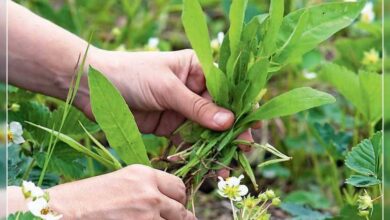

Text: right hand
xmin=48 ymin=165 xmax=196 ymax=220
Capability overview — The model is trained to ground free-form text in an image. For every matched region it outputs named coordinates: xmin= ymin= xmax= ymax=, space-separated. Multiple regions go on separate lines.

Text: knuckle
xmin=192 ymin=97 xmax=213 ymax=118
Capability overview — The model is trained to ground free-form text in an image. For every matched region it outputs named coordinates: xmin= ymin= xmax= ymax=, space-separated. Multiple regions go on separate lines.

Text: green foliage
xmin=280 ymin=202 xmax=331 ymax=220
xmin=7 ymin=212 xmax=39 ymax=220
xmin=284 ymin=190 xmax=330 ymax=209
xmin=320 ymin=63 xmax=382 ymax=124
xmin=88 ymin=67 xmax=150 ymax=166
xmin=275 ymin=1 xmax=365 ymax=64
xmin=345 ymin=132 xmax=382 ymax=187
xmin=240 ymin=87 xmax=335 ymax=125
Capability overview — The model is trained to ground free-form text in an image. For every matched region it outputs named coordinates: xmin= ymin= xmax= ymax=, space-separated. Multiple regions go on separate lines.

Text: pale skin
xmin=6 ymin=2 xmax=258 ymax=219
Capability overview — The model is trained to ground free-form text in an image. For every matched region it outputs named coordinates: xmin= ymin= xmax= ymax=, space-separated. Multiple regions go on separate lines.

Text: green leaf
xmin=275 ymin=1 xmax=365 ymax=63
xmin=228 ymin=0 xmax=247 ymax=57
xmin=7 ymin=212 xmax=40 ymax=220
xmin=27 ymin=122 xmax=116 ymax=170
xmin=237 ymin=151 xmax=258 ymax=190
xmin=35 ymin=151 xmax=85 ymax=180
xmin=320 ymin=63 xmax=382 ymax=124
xmin=208 ymin=66 xmax=230 ymax=106
xmin=345 ymin=132 xmax=382 ymax=187
xmin=226 ymin=0 xmax=248 ymax=78
xmin=345 ymin=175 xmax=381 ymax=187
xmin=261 ymin=0 xmax=284 ymax=56
xmin=182 ymin=0 xmax=213 ymax=76
xmin=88 ymin=67 xmax=150 ymax=166
xmin=280 ymin=203 xmax=331 ymax=220
xmin=240 ymin=87 xmax=335 ymax=125
xmin=284 ymin=190 xmax=330 ymax=209
xmin=244 ymin=58 xmax=269 ymax=106
xmin=274 ymin=10 xmax=309 ymax=63
xmin=359 ymin=71 xmax=382 ymax=124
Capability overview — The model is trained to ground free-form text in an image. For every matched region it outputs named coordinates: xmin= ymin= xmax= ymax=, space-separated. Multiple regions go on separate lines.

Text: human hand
xmin=47 ymin=165 xmax=196 ymax=220
xmin=82 ymin=49 xmax=259 ymax=150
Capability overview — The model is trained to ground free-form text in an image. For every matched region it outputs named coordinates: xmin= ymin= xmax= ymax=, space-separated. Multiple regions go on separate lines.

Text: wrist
xmin=7 ymin=186 xmax=28 ymax=214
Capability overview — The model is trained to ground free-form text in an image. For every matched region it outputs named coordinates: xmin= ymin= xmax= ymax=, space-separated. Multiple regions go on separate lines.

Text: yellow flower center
xmin=41 ymin=207 xmax=50 ymax=215
xmin=223 ymin=186 xmax=240 ymax=199
xmin=243 ymin=197 xmax=257 ymax=209
xmin=362 ymin=49 xmax=379 ymax=65
xmin=7 ymin=129 xmax=13 ymax=142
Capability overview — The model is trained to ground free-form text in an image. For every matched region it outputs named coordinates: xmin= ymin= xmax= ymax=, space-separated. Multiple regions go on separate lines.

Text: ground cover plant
xmin=7 ymin=0 xmax=384 ymax=219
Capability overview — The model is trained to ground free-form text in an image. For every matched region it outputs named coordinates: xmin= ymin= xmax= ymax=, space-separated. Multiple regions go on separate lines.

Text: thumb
xmin=168 ymin=83 xmax=234 ymax=131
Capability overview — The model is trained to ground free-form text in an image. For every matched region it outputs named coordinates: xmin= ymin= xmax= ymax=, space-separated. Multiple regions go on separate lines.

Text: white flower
xmin=217 ymin=32 xmax=224 ymax=45
xmin=303 ymin=70 xmax=317 ymax=79
xmin=7 ymin=121 xmax=25 ymax=145
xmin=217 ymin=175 xmax=248 ymax=201
xmin=211 ymin=32 xmax=225 ymax=50
xmin=360 ymin=2 xmax=375 ymax=23
xmin=28 ymin=198 xmax=62 ymax=220
xmin=22 ymin=181 xmax=44 ymax=199
xmin=147 ymin=37 xmax=160 ymax=50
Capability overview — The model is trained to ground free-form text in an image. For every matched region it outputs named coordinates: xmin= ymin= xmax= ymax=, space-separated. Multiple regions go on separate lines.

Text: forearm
xmin=8 ymin=2 xmax=99 ymax=108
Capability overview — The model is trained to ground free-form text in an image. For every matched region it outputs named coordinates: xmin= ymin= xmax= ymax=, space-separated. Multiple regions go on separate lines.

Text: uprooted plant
xmin=29 ymin=0 xmax=366 ymax=207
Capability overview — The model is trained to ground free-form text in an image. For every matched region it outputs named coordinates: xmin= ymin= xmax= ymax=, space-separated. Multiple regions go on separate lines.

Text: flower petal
xmin=238 ymin=185 xmax=249 ymax=196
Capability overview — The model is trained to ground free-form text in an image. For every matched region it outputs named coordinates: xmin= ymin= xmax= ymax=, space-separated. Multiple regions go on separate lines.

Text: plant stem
xmin=328 ymin=154 xmax=343 ymax=206
xmin=85 ymin=135 xmax=94 ymax=176
xmin=22 ymin=158 xmax=35 ymax=180
xmin=230 ymin=199 xmax=237 ymax=220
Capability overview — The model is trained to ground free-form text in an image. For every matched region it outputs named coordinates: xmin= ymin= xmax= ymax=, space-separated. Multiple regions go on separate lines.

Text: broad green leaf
xmin=237 ymin=151 xmax=258 ymax=190
xmin=50 ymin=105 xmax=100 ymax=137
xmin=244 ymin=58 xmax=269 ymax=106
xmin=275 ymin=1 xmax=365 ymax=64
xmin=9 ymin=101 xmax=51 ymax=145
xmin=261 ymin=0 xmax=284 ymax=56
xmin=228 ymin=0 xmax=248 ymax=57
xmin=208 ymin=66 xmax=230 ymax=106
xmin=35 ymin=151 xmax=85 ymax=180
xmin=320 ymin=63 xmax=382 ymax=124
xmin=88 ymin=67 xmax=150 ymax=166
xmin=385 ymin=74 xmax=390 ymax=122
xmin=218 ymin=34 xmax=230 ymax=73
xmin=226 ymin=0 xmax=248 ymax=80
xmin=345 ymin=132 xmax=382 ymax=187
xmin=274 ymin=10 xmax=309 ymax=63
xmin=280 ymin=203 xmax=331 ymax=220
xmin=284 ymin=190 xmax=330 ymax=209
xmin=359 ymin=71 xmax=382 ymax=124
xmin=345 ymin=175 xmax=381 ymax=187
xmin=182 ymin=0 xmax=213 ymax=76
xmin=319 ymin=63 xmax=364 ymax=113
xmin=240 ymin=87 xmax=335 ymax=125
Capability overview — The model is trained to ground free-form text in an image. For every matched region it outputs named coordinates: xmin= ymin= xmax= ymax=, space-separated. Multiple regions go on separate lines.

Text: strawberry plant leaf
xmin=88 ymin=67 xmax=150 ymax=166
xmin=345 ymin=132 xmax=382 ymax=187
xmin=240 ymin=87 xmax=335 ymax=125
xmin=275 ymin=1 xmax=365 ymax=64
xmin=320 ymin=63 xmax=382 ymax=124
xmin=345 ymin=175 xmax=381 ymax=187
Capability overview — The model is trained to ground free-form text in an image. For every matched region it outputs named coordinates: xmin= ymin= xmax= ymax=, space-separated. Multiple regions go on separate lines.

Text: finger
xmin=155 ymin=170 xmax=187 ymax=205
xmin=216 ymin=169 xmax=230 ymax=179
xmin=251 ymin=121 xmax=262 ymax=129
xmin=237 ymin=129 xmax=254 ymax=152
xmin=168 ymin=82 xmax=234 ymax=131
xmin=186 ymin=68 xmax=206 ymax=94
xmin=160 ymin=195 xmax=196 ymax=220
xmin=250 ymin=103 xmax=261 ymax=129
xmin=154 ymin=111 xmax=185 ymax=136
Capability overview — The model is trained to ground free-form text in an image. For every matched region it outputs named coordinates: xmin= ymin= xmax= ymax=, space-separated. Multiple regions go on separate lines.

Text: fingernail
xmin=213 ymin=111 xmax=232 ymax=127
